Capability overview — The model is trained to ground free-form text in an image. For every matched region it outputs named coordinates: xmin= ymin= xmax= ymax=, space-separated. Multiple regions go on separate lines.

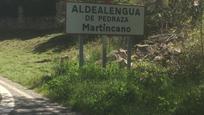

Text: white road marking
xmin=0 ymin=84 xmax=15 ymax=115
xmin=0 ymin=80 xmax=34 ymax=99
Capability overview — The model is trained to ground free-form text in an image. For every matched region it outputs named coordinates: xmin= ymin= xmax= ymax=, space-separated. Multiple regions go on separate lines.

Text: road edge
xmin=0 ymin=82 xmax=15 ymax=115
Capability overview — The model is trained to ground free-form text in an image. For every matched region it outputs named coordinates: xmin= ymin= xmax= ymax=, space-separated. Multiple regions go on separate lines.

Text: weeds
xmin=43 ymin=60 xmax=204 ymax=115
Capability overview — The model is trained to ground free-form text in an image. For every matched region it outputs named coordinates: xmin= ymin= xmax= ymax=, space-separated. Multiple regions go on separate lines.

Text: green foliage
xmin=1 ymin=1 xmax=204 ymax=115
xmin=174 ymin=87 xmax=204 ymax=115
xmin=173 ymin=31 xmax=204 ymax=84
xmin=43 ymin=61 xmax=190 ymax=115
xmin=144 ymin=0 xmax=202 ymax=34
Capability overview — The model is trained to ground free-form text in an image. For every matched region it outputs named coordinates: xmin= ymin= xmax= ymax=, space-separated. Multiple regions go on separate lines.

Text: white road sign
xmin=66 ymin=2 xmax=144 ymax=35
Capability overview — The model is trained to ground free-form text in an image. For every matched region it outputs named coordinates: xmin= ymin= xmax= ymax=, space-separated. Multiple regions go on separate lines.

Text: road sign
xmin=66 ymin=2 xmax=144 ymax=35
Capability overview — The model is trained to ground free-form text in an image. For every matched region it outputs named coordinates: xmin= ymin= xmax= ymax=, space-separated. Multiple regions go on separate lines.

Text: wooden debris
xmin=134 ymin=33 xmax=184 ymax=65
xmin=107 ymin=32 xmax=185 ymax=66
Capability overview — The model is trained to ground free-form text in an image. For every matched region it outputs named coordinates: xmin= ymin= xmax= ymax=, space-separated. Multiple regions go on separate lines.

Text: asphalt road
xmin=0 ymin=76 xmax=80 ymax=115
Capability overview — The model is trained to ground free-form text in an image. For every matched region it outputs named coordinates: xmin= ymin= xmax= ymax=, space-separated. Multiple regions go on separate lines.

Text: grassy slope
xmin=0 ymin=30 xmax=204 ymax=115
xmin=0 ymin=32 xmax=74 ymax=87
xmin=0 ymin=31 xmax=103 ymax=88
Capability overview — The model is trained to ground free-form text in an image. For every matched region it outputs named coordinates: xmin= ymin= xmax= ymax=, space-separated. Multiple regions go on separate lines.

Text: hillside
xmin=0 ymin=0 xmax=204 ymax=115
xmin=0 ymin=27 xmax=203 ymax=115
xmin=0 ymin=31 xmax=71 ymax=86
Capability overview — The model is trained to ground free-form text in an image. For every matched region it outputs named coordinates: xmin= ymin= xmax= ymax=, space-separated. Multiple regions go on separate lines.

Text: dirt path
xmin=0 ymin=76 xmax=80 ymax=115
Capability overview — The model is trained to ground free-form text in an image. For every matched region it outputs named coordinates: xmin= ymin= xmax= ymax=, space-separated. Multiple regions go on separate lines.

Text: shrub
xmin=44 ymin=61 xmax=183 ymax=115
xmin=42 ymin=53 xmax=204 ymax=115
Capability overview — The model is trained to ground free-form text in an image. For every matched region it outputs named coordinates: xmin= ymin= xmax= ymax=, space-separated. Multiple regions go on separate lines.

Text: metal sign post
xmin=127 ymin=37 xmax=132 ymax=69
xmin=101 ymin=0 xmax=111 ymax=68
xmin=79 ymin=35 xmax=84 ymax=67
xmin=102 ymin=36 xmax=107 ymax=68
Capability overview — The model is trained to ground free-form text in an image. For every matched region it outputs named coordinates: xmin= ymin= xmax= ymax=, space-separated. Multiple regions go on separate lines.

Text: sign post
xmin=66 ymin=2 xmax=144 ymax=68
xmin=102 ymin=36 xmax=107 ymax=68
xmin=127 ymin=37 xmax=132 ymax=69
xmin=101 ymin=0 xmax=112 ymax=68
xmin=79 ymin=35 xmax=84 ymax=67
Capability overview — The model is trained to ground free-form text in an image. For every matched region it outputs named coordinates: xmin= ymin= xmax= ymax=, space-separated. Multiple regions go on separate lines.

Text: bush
xmin=42 ymin=52 xmax=204 ymax=115
xmin=44 ymin=61 xmax=184 ymax=115
xmin=174 ymin=87 xmax=204 ymax=115
xmin=40 ymin=40 xmax=204 ymax=115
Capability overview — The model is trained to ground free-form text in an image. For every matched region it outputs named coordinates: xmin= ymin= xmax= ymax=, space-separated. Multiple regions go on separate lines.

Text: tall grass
xmin=42 ymin=60 xmax=204 ymax=115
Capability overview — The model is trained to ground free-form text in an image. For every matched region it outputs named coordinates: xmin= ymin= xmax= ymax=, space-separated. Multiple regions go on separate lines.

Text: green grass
xmin=43 ymin=60 xmax=204 ymax=115
xmin=0 ymin=30 xmax=204 ymax=115
xmin=0 ymin=31 xmax=104 ymax=88
xmin=0 ymin=32 xmax=69 ymax=87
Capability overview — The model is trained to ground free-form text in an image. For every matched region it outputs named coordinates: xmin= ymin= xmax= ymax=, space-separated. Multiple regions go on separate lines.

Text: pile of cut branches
xmin=108 ymin=32 xmax=187 ymax=67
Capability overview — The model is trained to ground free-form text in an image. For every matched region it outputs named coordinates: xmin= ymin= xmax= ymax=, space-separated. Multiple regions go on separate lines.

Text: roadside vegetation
xmin=43 ymin=59 xmax=204 ymax=115
xmin=0 ymin=0 xmax=204 ymax=115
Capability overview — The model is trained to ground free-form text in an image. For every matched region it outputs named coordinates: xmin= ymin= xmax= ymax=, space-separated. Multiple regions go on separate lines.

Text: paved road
xmin=0 ymin=76 xmax=80 ymax=115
